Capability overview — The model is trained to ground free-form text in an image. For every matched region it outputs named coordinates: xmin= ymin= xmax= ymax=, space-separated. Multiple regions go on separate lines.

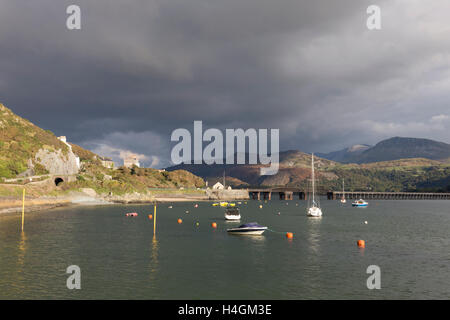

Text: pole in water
xmin=153 ymin=204 xmax=157 ymax=235
xmin=21 ymin=188 xmax=25 ymax=232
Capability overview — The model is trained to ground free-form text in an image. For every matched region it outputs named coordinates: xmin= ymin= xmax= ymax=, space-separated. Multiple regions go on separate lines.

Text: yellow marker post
xmin=21 ymin=188 xmax=25 ymax=232
xmin=153 ymin=204 xmax=157 ymax=235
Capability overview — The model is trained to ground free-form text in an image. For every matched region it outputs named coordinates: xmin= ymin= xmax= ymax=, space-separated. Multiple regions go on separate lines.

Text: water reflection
xmin=148 ymin=235 xmax=159 ymax=282
xmin=228 ymin=234 xmax=267 ymax=244
xmin=14 ymin=231 xmax=28 ymax=295
xmin=18 ymin=231 xmax=27 ymax=268
xmin=306 ymin=217 xmax=322 ymax=254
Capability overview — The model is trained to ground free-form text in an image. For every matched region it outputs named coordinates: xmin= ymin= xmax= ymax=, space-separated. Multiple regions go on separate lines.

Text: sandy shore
xmin=0 ymin=199 xmax=73 ymax=215
xmin=0 ymin=195 xmax=214 ymax=215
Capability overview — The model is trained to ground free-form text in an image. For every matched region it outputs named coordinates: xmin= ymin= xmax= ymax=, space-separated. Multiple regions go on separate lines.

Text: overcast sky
xmin=1 ymin=0 xmax=449 ymax=168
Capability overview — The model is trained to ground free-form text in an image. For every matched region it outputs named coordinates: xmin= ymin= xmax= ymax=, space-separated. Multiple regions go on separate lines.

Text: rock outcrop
xmin=35 ymin=148 xmax=80 ymax=175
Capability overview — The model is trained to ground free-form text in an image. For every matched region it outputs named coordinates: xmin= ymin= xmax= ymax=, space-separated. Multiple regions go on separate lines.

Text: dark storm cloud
xmin=1 ymin=0 xmax=449 ymax=167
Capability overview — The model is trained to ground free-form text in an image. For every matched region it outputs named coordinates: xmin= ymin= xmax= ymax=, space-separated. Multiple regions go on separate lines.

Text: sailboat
xmin=307 ymin=153 xmax=323 ymax=217
xmin=340 ymin=179 xmax=347 ymax=203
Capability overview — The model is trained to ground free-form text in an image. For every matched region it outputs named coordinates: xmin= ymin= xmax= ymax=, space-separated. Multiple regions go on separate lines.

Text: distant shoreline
xmin=0 ymin=194 xmax=229 ymax=216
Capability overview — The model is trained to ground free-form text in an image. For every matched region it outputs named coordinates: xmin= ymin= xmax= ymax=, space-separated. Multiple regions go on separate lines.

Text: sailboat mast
xmin=312 ymin=153 xmax=315 ymax=203
xmin=342 ymin=179 xmax=345 ymax=198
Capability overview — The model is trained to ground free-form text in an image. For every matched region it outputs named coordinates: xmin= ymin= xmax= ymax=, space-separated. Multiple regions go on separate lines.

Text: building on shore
xmin=212 ymin=182 xmax=224 ymax=190
xmin=99 ymin=156 xmax=114 ymax=169
xmin=124 ymin=154 xmax=140 ymax=168
xmin=57 ymin=136 xmax=80 ymax=169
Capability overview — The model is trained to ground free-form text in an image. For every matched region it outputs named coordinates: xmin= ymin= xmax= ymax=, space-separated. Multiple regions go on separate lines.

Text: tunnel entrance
xmin=54 ymin=177 xmax=64 ymax=186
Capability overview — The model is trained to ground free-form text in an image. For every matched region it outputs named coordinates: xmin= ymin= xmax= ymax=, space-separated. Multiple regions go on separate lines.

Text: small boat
xmin=228 ymin=203 xmax=236 ymax=207
xmin=352 ymin=199 xmax=368 ymax=207
xmin=212 ymin=203 xmax=219 ymax=207
xmin=125 ymin=212 xmax=138 ymax=217
xmin=227 ymin=222 xmax=267 ymax=235
xmin=306 ymin=153 xmax=323 ymax=217
xmin=219 ymin=201 xmax=229 ymax=207
xmin=224 ymin=206 xmax=241 ymax=220
xmin=308 ymin=206 xmax=322 ymax=217
xmin=340 ymin=179 xmax=347 ymax=203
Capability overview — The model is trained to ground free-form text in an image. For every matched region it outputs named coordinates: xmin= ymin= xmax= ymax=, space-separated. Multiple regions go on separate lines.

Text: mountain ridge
xmin=318 ymin=137 xmax=450 ymax=164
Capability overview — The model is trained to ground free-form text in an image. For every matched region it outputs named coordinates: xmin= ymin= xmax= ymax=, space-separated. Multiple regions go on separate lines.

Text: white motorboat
xmin=227 ymin=222 xmax=267 ymax=235
xmin=224 ymin=206 xmax=241 ymax=220
xmin=352 ymin=199 xmax=368 ymax=207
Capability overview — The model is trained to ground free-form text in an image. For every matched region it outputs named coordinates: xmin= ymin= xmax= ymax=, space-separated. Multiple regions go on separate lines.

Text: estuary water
xmin=0 ymin=199 xmax=449 ymax=299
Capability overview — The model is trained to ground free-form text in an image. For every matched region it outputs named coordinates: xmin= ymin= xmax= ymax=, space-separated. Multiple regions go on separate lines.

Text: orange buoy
xmin=211 ymin=222 xmax=217 ymax=228
xmin=148 ymin=214 xmax=153 ymax=219
xmin=178 ymin=218 xmax=183 ymax=224
xmin=286 ymin=232 xmax=294 ymax=239
xmin=357 ymin=240 xmax=365 ymax=248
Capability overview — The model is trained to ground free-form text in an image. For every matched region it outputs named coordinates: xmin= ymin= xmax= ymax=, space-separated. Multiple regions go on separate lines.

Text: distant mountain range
xmin=166 ymin=137 xmax=450 ymax=192
xmin=317 ymin=144 xmax=371 ymax=163
xmin=318 ymin=137 xmax=450 ymax=163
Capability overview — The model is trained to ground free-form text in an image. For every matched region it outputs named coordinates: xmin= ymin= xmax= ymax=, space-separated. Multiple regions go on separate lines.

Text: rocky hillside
xmin=167 ymin=150 xmax=338 ymax=187
xmin=0 ymin=103 xmax=76 ymax=178
xmin=0 ymin=103 xmax=205 ymax=196
xmin=167 ymin=150 xmax=450 ymax=192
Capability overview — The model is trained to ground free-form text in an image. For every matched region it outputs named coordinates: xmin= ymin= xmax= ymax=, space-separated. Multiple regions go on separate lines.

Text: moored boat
xmin=224 ymin=206 xmax=241 ymax=220
xmin=352 ymin=199 xmax=368 ymax=207
xmin=340 ymin=179 xmax=347 ymax=203
xmin=227 ymin=222 xmax=267 ymax=235
xmin=306 ymin=153 xmax=323 ymax=217
xmin=125 ymin=212 xmax=138 ymax=217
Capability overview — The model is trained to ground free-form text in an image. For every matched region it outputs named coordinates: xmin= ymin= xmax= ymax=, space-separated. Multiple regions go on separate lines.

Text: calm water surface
xmin=0 ymin=200 xmax=449 ymax=299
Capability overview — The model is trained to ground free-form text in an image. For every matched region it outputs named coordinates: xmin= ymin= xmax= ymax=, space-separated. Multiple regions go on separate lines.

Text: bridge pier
xmin=250 ymin=191 xmax=260 ymax=200
xmin=262 ymin=192 xmax=271 ymax=200
xmin=247 ymin=188 xmax=308 ymax=201
xmin=329 ymin=191 xmax=450 ymax=200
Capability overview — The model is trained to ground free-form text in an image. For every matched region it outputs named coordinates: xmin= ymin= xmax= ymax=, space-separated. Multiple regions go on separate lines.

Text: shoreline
xmin=0 ymin=187 xmax=249 ymax=215
xmin=0 ymin=195 xmax=221 ymax=216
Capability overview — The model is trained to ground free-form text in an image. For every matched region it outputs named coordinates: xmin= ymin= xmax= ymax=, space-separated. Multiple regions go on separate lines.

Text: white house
xmin=58 ymin=136 xmax=80 ymax=169
xmin=212 ymin=182 xmax=224 ymax=190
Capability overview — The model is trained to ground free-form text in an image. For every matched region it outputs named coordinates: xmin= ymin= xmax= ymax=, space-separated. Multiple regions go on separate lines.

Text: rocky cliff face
xmin=35 ymin=147 xmax=80 ymax=175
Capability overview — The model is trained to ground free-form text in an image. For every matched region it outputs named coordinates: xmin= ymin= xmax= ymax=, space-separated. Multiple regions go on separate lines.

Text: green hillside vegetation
xmin=56 ymin=163 xmax=205 ymax=196
xmin=169 ymin=153 xmax=450 ymax=192
xmin=321 ymin=165 xmax=450 ymax=192
xmin=0 ymin=103 xmax=205 ymax=197
xmin=0 ymin=103 xmax=68 ymax=178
